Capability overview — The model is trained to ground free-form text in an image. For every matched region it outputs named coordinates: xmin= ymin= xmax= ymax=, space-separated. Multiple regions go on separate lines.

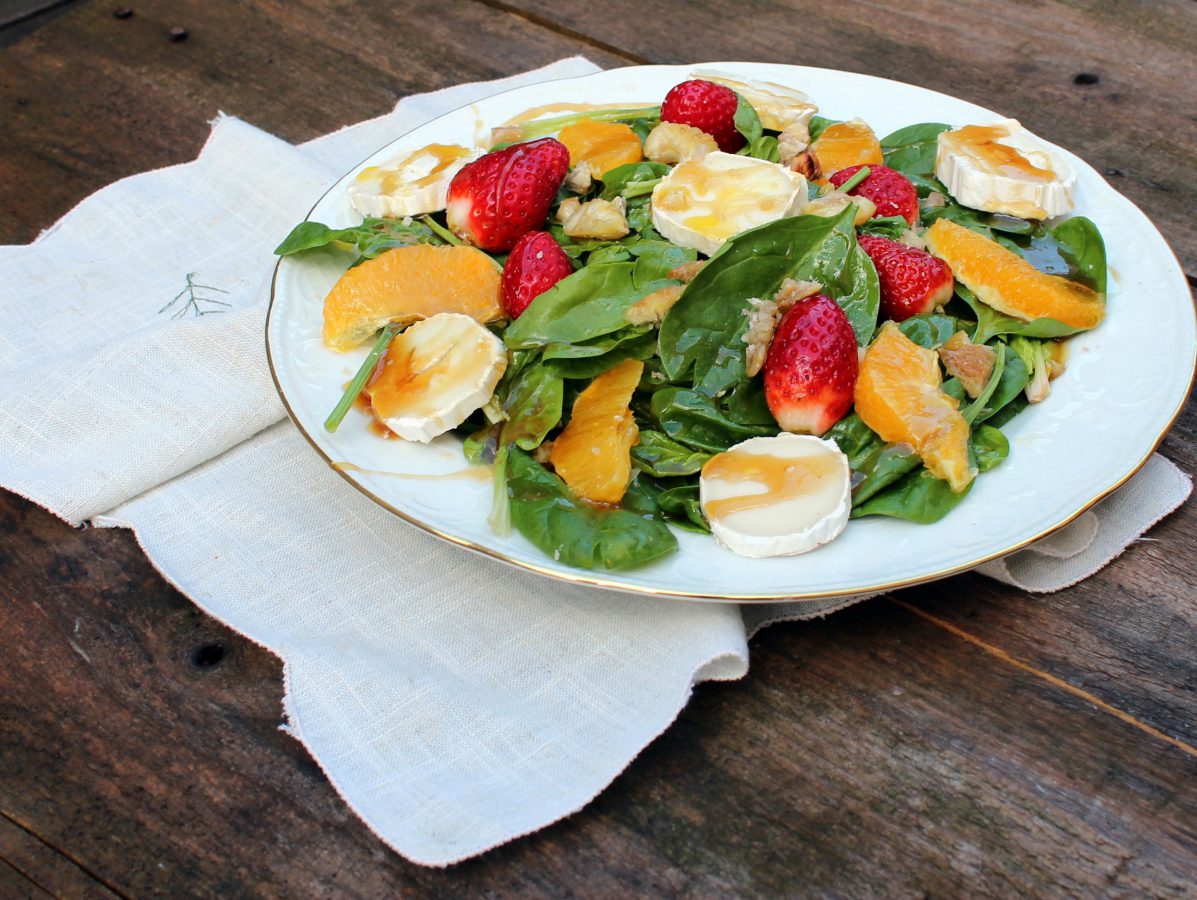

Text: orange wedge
xmin=855 ymin=322 xmax=975 ymax=492
xmin=550 ymin=359 xmax=644 ymax=504
xmin=811 ymin=119 xmax=884 ymax=178
xmin=558 ymin=120 xmax=643 ymax=177
xmin=322 ymin=244 xmax=502 ymax=352
xmin=925 ymin=219 xmax=1104 ymax=330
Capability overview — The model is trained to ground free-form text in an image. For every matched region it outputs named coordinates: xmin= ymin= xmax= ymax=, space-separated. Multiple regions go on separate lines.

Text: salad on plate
xmin=275 ymin=71 xmax=1108 ymax=574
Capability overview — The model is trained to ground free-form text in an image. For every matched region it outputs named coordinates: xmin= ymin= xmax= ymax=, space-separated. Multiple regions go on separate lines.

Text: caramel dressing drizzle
xmin=357 ymin=144 xmax=471 ymax=194
xmin=701 ymin=450 xmax=840 ymax=520
xmin=948 ymin=125 xmax=1056 ymax=182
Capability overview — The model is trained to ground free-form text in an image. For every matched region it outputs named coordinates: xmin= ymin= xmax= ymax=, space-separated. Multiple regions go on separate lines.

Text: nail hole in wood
xmin=192 ymin=643 xmax=225 ymax=669
xmin=1073 ymin=73 xmax=1099 ymax=86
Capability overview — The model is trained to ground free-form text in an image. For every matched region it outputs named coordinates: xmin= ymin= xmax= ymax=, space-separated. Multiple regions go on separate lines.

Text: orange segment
xmin=810 ymin=118 xmax=883 ymax=178
xmin=925 ymin=219 xmax=1104 ymax=330
xmin=854 ymin=322 xmax=975 ymax=493
xmin=550 ymin=359 xmax=644 ymax=504
xmin=322 ymin=244 xmax=502 ymax=352
xmin=558 ymin=120 xmax=643 ymax=177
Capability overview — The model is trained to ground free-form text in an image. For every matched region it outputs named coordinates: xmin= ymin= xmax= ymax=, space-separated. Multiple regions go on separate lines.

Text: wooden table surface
xmin=2 ymin=1 xmax=1195 ymax=896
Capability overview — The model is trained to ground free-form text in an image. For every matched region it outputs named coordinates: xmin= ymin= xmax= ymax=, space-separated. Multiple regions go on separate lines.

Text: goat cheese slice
xmin=935 ymin=119 xmax=1076 ymax=220
xmin=700 ymin=434 xmax=851 ymax=559
xmin=349 ymin=144 xmax=479 ymax=219
xmin=369 ymin=313 xmax=506 ymax=443
xmin=651 ymin=152 xmax=807 ymax=257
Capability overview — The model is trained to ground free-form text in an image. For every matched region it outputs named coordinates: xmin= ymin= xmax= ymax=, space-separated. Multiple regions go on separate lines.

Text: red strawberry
xmin=829 ymin=164 xmax=919 ymax=226
xmin=763 ymin=294 xmax=859 ymax=436
xmin=858 ymin=234 xmax=954 ymax=323
xmin=501 ymin=231 xmax=573 ymax=319
xmin=660 ymin=79 xmax=744 ymax=153
xmin=445 ymin=138 xmax=570 ymax=253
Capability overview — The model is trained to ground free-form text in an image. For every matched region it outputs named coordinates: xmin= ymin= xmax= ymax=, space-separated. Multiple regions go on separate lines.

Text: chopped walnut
xmin=897 ymin=228 xmax=927 ymax=250
xmin=741 ymin=279 xmax=823 ymax=377
xmin=489 ymin=125 xmax=523 ymax=146
xmin=803 ymin=191 xmax=875 ymax=225
xmin=788 ymin=149 xmax=822 ymax=181
xmin=644 ymin=122 xmax=718 ymax=164
xmin=938 ymin=331 xmax=997 ymax=398
xmin=776 ymin=122 xmax=811 ymax=165
xmin=560 ymin=196 xmax=629 ymax=240
xmin=625 ymin=285 xmax=684 ymax=325
xmin=555 ymin=197 xmax=582 ymax=224
xmin=667 ymin=260 xmax=706 ymax=283
xmin=922 ymin=191 xmax=947 ymax=210
xmin=564 ymin=161 xmax=594 ymax=194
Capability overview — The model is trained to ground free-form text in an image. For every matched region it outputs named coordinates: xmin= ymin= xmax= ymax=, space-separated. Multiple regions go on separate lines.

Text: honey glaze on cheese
xmin=940 ymin=125 xmax=1055 ymax=183
xmin=356 ymin=144 xmax=473 ymax=195
xmin=370 ymin=330 xmax=495 ymax=422
xmin=702 ymin=450 xmax=841 ymax=523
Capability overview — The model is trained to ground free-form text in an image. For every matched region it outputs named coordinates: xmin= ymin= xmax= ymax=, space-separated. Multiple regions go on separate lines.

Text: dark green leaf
xmin=274 ymin=217 xmax=439 ymax=257
xmin=733 ymin=93 xmax=764 ymax=145
xmin=599 ymin=162 xmax=672 ymax=200
xmin=631 ymin=431 xmax=713 ymax=477
xmin=650 ymin=388 xmax=777 ymax=453
xmin=739 ymin=135 xmax=781 ymax=163
xmin=897 ymin=313 xmax=964 ymax=349
xmin=504 ymin=263 xmax=646 ymax=349
xmin=880 ymin=122 xmax=950 ymax=180
xmin=957 ymin=285 xmax=1081 ymax=345
xmin=499 ymin=363 xmax=563 ymax=450
xmin=505 ymin=449 xmax=678 ymax=570
xmin=1051 ymin=216 xmax=1107 ymax=295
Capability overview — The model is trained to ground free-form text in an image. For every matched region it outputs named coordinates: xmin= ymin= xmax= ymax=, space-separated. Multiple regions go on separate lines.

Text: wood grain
xmin=499 ymin=0 xmax=1197 ymax=278
xmin=1 ymin=0 xmax=1195 ymax=895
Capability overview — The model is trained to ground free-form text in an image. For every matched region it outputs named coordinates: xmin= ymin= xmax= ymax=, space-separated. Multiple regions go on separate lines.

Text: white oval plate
xmin=267 ymin=63 xmax=1195 ymax=604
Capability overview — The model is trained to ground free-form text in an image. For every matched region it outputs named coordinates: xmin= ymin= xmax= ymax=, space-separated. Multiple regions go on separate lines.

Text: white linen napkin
xmin=0 ymin=57 xmax=1189 ymax=866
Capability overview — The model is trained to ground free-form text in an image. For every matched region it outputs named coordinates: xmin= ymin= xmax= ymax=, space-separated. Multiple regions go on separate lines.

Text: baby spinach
xmin=957 ymin=285 xmax=1080 ymax=345
xmin=733 ymin=94 xmax=764 ymax=145
xmin=807 ymin=115 xmax=839 ymax=141
xmin=1051 ymin=216 xmax=1107 ymax=295
xmin=825 ymin=412 xmax=885 ymax=468
xmin=499 ymin=363 xmax=563 ymax=451
xmin=658 ymin=207 xmax=879 ymax=397
xmin=599 ymin=162 xmax=671 ymax=201
xmin=631 ymin=431 xmax=713 ymax=477
xmin=274 ymin=217 xmax=438 ymax=258
xmin=739 ymin=135 xmax=781 ymax=163
xmin=858 ymin=215 xmax=910 ymax=240
xmin=972 ymin=424 xmax=1009 ymax=472
xmin=505 ymin=449 xmax=678 ymax=570
xmin=545 ymin=328 xmax=657 ymax=379
xmin=970 ymin=345 xmax=1029 ymax=424
xmin=898 ymin=313 xmax=965 ymax=349
xmin=961 ymin=342 xmax=1007 ymax=425
xmin=638 ymin=479 xmax=710 ymax=533
xmin=880 ymin=123 xmax=950 ymax=180
xmin=650 ymin=388 xmax=777 ymax=453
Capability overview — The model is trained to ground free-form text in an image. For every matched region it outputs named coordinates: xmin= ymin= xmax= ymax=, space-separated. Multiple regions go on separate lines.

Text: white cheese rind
xmin=935 ymin=119 xmax=1076 ymax=220
xmin=651 ymin=152 xmax=807 ymax=257
xmin=699 ymin=434 xmax=851 ymax=559
xmin=692 ymin=70 xmax=818 ymax=132
xmin=371 ymin=313 xmax=506 ymax=443
xmin=348 ymin=144 xmax=479 ymax=219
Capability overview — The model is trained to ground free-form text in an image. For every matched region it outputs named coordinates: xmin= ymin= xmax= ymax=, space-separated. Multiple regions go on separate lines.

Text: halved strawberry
xmin=829 ymin=164 xmax=919 ymax=225
xmin=858 ymin=234 xmax=954 ymax=323
xmin=445 ymin=138 xmax=570 ymax=253
xmin=501 ymin=231 xmax=574 ymax=319
xmin=763 ymin=294 xmax=859 ymax=436
xmin=660 ymin=79 xmax=744 ymax=154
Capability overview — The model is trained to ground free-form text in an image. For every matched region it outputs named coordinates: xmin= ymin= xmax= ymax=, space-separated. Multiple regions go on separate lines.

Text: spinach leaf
xmin=650 ymin=388 xmax=777 ymax=453
xmin=972 ymin=424 xmax=1009 ymax=472
xmin=852 ymin=443 xmax=921 ymax=506
xmin=880 ymin=123 xmax=950 ymax=180
xmin=499 ymin=363 xmax=563 ymax=450
xmin=898 ymin=313 xmax=964 ymax=349
xmin=599 ymin=162 xmax=671 ymax=201
xmin=733 ymin=94 xmax=764 ymax=145
xmin=545 ymin=328 xmax=657 ymax=379
xmin=957 ymin=285 xmax=1080 ymax=345
xmin=808 ymin=115 xmax=839 ymax=141
xmin=1051 ymin=216 xmax=1107 ymax=295
xmin=640 ymin=479 xmax=711 ymax=533
xmin=504 ymin=263 xmax=645 ymax=349
xmin=631 ymin=431 xmax=713 ymax=477
xmin=859 ymin=215 xmax=910 ymax=240
xmin=970 ymin=345 xmax=1029 ymax=424
xmin=627 ymin=241 xmax=698 ymax=284
xmin=658 ymin=207 xmax=879 ymax=395
xmin=739 ymin=135 xmax=781 ymax=163
xmin=274 ymin=217 xmax=438 ymax=257
xmin=961 ymin=342 xmax=1006 ymax=425
xmin=825 ymin=412 xmax=884 ymax=468
xmin=505 ymin=449 xmax=678 ymax=570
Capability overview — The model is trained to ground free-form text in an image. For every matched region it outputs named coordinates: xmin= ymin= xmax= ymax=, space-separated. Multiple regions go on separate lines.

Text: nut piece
xmin=560 ymin=196 xmax=630 ymax=240
xmin=667 ymin=260 xmax=706 ymax=283
xmin=803 ymin=191 xmax=875 ymax=226
xmin=564 ymin=161 xmax=594 ymax=194
xmin=645 ymin=122 xmax=718 ymax=165
xmin=625 ymin=285 xmax=685 ymax=325
xmin=742 ymin=279 xmax=823 ymax=377
xmin=788 ymin=149 xmax=822 ymax=181
xmin=938 ymin=331 xmax=997 ymax=398
xmin=777 ymin=122 xmax=811 ymax=166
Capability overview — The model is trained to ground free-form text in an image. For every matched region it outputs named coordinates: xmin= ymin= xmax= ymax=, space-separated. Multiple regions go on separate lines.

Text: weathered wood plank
xmin=498 ymin=0 xmax=1197 ymax=277
xmin=0 ymin=0 xmax=628 ymax=245
xmin=2 ymin=487 xmax=1195 ymax=896
xmin=0 ymin=813 xmax=117 ymax=899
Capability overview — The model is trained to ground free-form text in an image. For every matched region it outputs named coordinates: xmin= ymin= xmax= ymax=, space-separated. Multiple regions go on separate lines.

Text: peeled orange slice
xmin=925 ymin=219 xmax=1103 ymax=330
xmin=810 ymin=119 xmax=884 ymax=178
xmin=550 ymin=358 xmax=644 ymax=504
xmin=854 ymin=322 xmax=975 ymax=493
xmin=558 ymin=120 xmax=643 ymax=177
xmin=322 ymin=244 xmax=502 ymax=352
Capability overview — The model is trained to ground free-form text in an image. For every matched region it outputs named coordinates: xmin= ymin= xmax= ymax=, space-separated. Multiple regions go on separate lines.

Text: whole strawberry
xmin=830 ymin=164 xmax=919 ymax=225
xmin=501 ymin=231 xmax=574 ymax=319
xmin=858 ymin=234 xmax=954 ymax=322
xmin=763 ymin=294 xmax=859 ymax=436
xmin=445 ymin=138 xmax=570 ymax=253
xmin=660 ymin=79 xmax=744 ymax=154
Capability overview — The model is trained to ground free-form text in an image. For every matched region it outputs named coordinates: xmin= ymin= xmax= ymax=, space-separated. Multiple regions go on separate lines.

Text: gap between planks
xmin=467 ymin=0 xmax=651 ymax=65
xmin=889 ymin=598 xmax=1197 ymax=761
xmin=0 ymin=809 xmax=128 ymax=900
